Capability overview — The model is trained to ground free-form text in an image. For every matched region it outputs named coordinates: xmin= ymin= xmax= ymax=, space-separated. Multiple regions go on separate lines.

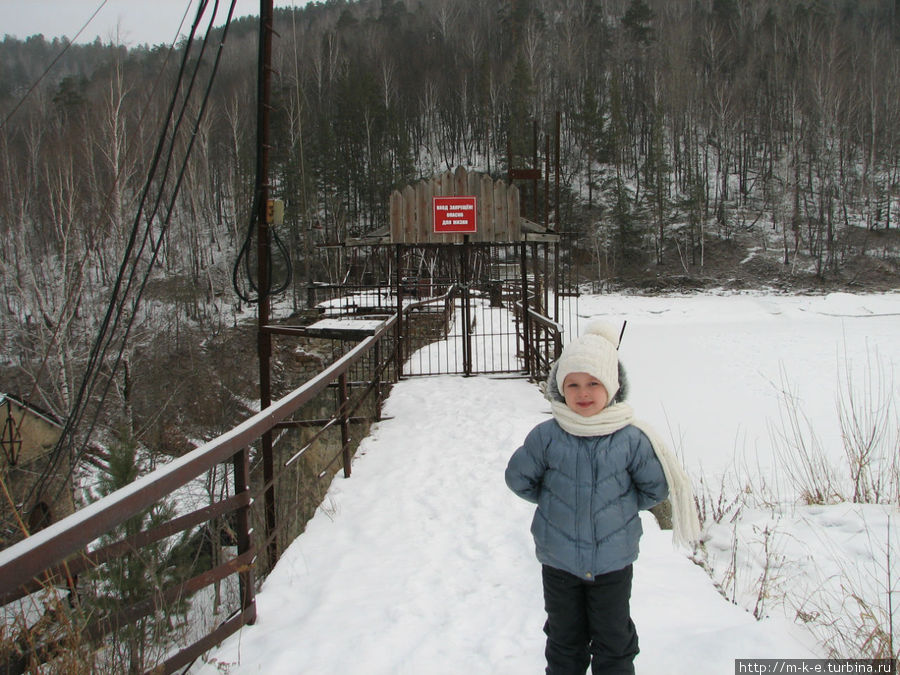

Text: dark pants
xmin=541 ymin=564 xmax=638 ymax=675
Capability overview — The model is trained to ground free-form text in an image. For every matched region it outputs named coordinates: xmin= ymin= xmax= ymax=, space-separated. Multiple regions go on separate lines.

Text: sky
xmin=181 ymin=291 xmax=899 ymax=673
xmin=1 ymin=0 xmax=311 ymax=48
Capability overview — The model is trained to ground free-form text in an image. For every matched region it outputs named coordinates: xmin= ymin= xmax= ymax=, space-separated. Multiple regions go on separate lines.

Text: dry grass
xmin=696 ymin=347 xmax=899 ymax=660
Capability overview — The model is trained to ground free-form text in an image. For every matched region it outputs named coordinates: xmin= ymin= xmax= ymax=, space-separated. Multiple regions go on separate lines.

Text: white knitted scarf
xmin=550 ymin=400 xmax=701 ymax=548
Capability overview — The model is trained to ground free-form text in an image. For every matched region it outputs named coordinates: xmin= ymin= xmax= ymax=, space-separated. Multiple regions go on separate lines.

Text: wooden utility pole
xmin=256 ymin=0 xmax=277 ymax=571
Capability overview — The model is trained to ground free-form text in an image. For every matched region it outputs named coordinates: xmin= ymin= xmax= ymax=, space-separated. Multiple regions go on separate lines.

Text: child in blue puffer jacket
xmin=505 ymin=321 xmax=700 ymax=675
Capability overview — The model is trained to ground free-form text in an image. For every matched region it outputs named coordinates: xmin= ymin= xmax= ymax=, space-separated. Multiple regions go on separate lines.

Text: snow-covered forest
xmin=3 ymin=0 xmax=900 ymax=428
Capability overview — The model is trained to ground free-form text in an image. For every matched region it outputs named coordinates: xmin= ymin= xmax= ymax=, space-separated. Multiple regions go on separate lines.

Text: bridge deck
xmin=193 ymin=375 xmax=814 ymax=674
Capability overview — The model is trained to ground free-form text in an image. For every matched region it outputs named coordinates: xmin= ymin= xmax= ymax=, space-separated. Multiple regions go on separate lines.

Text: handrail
xmin=0 ymin=280 xmax=555 ymax=673
xmin=0 ymin=315 xmax=398 ymax=597
xmin=516 ymin=300 xmax=565 ymax=336
xmin=403 ymin=283 xmax=459 ymax=313
xmin=513 ymin=298 xmax=564 ymax=381
xmin=0 ymin=289 xmax=465 ymax=596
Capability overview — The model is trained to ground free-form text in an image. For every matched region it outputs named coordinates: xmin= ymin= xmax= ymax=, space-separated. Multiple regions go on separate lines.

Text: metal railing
xmin=0 ymin=318 xmax=399 ymax=675
xmin=514 ymin=298 xmax=565 ymax=383
xmin=0 ymin=284 xmax=562 ymax=674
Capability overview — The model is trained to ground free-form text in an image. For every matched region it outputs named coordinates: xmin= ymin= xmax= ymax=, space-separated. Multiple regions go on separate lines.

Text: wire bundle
xmin=22 ymin=0 xmax=240 ymax=519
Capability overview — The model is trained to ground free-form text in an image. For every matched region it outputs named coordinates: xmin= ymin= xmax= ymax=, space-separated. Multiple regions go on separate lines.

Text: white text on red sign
xmin=433 ymin=196 xmax=477 ymax=233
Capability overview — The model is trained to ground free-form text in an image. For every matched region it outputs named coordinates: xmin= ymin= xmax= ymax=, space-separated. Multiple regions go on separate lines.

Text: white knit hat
xmin=554 ymin=321 xmax=621 ymax=401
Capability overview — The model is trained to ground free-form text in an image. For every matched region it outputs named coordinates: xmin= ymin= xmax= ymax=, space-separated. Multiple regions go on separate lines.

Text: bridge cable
xmin=0 ymin=0 xmax=109 ymax=133
xmin=23 ymin=0 xmax=240 ymax=516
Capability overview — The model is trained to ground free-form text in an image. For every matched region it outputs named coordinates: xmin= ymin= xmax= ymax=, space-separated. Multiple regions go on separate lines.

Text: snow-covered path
xmin=194 ymin=374 xmax=815 ymax=674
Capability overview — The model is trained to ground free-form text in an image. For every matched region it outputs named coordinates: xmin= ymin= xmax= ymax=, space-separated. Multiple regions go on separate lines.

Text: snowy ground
xmin=192 ymin=291 xmax=900 ymax=674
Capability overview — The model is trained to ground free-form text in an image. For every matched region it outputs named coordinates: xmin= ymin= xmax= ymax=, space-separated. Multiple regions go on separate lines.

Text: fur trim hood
xmin=545 ymin=360 xmax=630 ymax=407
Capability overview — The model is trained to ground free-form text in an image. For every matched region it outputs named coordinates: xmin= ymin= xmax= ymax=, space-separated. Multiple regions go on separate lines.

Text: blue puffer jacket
xmin=505 ymin=413 xmax=668 ymax=580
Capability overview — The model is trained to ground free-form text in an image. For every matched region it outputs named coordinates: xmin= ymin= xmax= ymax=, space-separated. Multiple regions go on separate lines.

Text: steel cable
xmin=23 ymin=0 xmax=240 ymax=518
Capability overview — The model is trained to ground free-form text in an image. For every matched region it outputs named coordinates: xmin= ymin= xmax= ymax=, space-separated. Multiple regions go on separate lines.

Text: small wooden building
xmin=0 ymin=392 xmax=74 ymax=547
xmin=346 ymin=166 xmax=559 ymax=246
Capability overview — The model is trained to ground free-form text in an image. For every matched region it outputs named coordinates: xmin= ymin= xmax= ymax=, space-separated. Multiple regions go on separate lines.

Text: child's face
xmin=562 ymin=372 xmax=609 ymax=416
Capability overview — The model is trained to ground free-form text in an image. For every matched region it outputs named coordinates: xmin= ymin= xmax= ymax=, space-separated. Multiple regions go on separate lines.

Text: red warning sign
xmin=433 ymin=196 xmax=477 ymax=234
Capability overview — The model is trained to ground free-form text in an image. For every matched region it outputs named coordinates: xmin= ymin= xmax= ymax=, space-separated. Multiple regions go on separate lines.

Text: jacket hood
xmin=545 ymin=360 xmax=629 ymax=406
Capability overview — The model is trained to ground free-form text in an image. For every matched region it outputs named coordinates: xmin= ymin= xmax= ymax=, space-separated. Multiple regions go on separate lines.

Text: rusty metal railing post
xmin=554 ymin=111 xmax=561 ymax=324
xmin=373 ymin=339 xmax=383 ymax=421
xmin=338 ymin=373 xmax=351 ymax=478
xmin=553 ymin=326 xmax=563 ymax=361
xmin=461 ymin=238 xmax=472 ymax=376
xmin=443 ymin=287 xmax=454 ymax=335
xmin=520 ymin=242 xmax=531 ymax=375
xmin=395 ymin=244 xmax=404 ymax=378
xmin=232 ymin=446 xmax=256 ymax=624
